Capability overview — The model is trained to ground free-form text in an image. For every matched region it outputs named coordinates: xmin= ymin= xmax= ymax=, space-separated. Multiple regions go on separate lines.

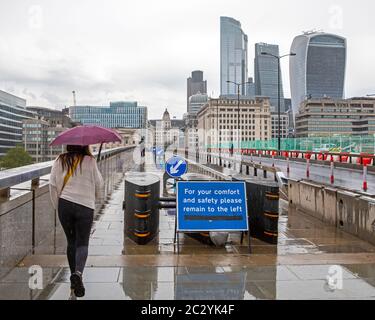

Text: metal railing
xmin=0 ymin=146 xmax=136 ymax=277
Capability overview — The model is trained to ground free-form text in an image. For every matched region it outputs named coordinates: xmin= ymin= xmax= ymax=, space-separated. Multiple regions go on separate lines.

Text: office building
xmin=284 ymin=98 xmax=292 ymax=112
xmin=27 ymin=106 xmax=78 ymax=127
xmin=197 ymin=97 xmax=271 ymax=151
xmin=0 ymin=90 xmax=34 ymax=157
xmin=220 ymin=16 xmax=248 ymax=96
xmin=271 ymin=112 xmax=289 ymax=139
xmin=290 ymin=31 xmax=347 ymax=117
xmin=70 ymin=101 xmax=147 ymax=129
xmin=187 ymin=71 xmax=207 ymax=109
xmin=284 ymin=98 xmax=294 ymax=136
xmin=188 ymin=92 xmax=208 ymax=115
xmin=23 ymin=107 xmax=76 ymax=162
xmin=295 ymin=98 xmax=375 ymax=137
xmin=246 ymin=77 xmax=256 ymax=98
xmin=254 ymin=43 xmax=285 ymax=112
xmin=23 ymin=118 xmax=51 ymax=163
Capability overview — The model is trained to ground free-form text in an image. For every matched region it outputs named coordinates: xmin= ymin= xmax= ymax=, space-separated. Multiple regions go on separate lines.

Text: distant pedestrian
xmin=50 ymin=145 xmax=103 ymax=298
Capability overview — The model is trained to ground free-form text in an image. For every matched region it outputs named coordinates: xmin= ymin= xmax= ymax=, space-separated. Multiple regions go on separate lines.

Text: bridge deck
xmin=1 ymin=154 xmax=375 ymax=300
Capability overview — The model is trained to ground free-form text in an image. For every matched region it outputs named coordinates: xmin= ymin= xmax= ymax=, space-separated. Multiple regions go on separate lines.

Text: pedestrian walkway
xmin=2 ymin=154 xmax=375 ymax=299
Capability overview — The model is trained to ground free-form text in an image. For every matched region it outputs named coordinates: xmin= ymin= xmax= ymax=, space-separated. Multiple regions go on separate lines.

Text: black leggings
xmin=58 ymin=198 xmax=94 ymax=274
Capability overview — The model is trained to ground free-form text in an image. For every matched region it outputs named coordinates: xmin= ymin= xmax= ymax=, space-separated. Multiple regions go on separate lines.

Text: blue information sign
xmin=166 ymin=156 xmax=187 ymax=178
xmin=176 ymin=181 xmax=248 ymax=232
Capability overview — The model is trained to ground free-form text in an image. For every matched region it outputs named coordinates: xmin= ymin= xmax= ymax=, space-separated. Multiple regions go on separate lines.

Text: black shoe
xmin=70 ymin=272 xmax=85 ymax=297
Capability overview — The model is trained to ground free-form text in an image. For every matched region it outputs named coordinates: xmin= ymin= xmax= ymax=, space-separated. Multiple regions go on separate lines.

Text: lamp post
xmin=261 ymin=52 xmax=296 ymax=153
xmin=226 ymin=80 xmax=252 ymax=173
xmin=216 ymin=97 xmax=221 ymax=166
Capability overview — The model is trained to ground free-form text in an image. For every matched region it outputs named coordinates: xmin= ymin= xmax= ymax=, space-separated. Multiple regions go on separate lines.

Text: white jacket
xmin=49 ymin=155 xmax=104 ymax=210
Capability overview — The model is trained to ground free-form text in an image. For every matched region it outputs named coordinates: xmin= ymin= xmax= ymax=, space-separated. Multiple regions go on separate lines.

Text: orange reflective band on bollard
xmin=134 ymin=232 xmax=151 ymax=238
xmin=135 ymin=192 xmax=151 ymax=199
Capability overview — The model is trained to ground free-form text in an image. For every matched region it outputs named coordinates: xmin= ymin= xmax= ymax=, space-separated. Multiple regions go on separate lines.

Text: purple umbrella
xmin=49 ymin=125 xmax=122 ymax=161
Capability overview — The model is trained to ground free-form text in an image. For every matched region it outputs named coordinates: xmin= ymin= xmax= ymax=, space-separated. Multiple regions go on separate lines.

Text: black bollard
xmin=123 ymin=173 xmax=160 ymax=245
xmin=232 ymin=176 xmax=279 ymax=245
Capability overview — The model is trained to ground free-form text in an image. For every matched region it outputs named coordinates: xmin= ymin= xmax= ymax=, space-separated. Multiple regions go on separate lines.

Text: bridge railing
xmin=177 ymin=148 xmax=285 ymax=187
xmin=201 ymin=148 xmax=375 ymax=167
xmin=0 ymin=146 xmax=136 ymax=279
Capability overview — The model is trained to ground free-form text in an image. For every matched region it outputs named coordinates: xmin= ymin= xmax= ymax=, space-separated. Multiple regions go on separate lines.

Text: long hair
xmin=58 ymin=145 xmax=93 ymax=175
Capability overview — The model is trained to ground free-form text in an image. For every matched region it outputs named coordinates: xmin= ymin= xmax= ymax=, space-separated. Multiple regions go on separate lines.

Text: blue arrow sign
xmin=166 ymin=156 xmax=187 ymax=178
xmin=156 ymin=147 xmax=164 ymax=156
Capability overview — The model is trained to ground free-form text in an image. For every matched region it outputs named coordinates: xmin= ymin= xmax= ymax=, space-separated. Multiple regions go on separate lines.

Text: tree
xmin=0 ymin=146 xmax=33 ymax=169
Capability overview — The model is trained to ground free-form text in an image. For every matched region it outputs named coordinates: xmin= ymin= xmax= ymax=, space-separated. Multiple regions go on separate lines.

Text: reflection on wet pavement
xmin=21 ymin=264 xmax=375 ymax=300
xmin=3 ymin=153 xmax=375 ymax=300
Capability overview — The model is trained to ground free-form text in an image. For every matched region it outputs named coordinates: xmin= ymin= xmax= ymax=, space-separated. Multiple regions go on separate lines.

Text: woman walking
xmin=50 ymin=145 xmax=103 ymax=298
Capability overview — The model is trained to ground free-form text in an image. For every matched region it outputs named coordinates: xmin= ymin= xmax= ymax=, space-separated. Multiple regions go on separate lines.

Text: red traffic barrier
xmin=317 ymin=153 xmax=328 ymax=161
xmin=291 ymin=151 xmax=300 ymax=158
xmin=356 ymin=153 xmax=373 ymax=166
xmin=339 ymin=152 xmax=350 ymax=163
xmin=282 ymin=151 xmax=289 ymax=158
xmin=271 ymin=150 xmax=277 ymax=156
xmin=304 ymin=153 xmax=312 ymax=160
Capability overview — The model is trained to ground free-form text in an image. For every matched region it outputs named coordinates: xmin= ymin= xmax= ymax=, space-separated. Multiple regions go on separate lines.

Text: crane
xmin=72 ymin=90 xmax=77 ymax=107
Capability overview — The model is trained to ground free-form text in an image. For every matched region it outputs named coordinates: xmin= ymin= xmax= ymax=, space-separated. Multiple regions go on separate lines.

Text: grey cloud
xmin=0 ymin=0 xmax=375 ymax=118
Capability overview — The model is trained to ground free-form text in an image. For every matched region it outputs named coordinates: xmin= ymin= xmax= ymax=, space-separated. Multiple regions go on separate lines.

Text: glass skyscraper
xmin=254 ymin=43 xmax=285 ymax=112
xmin=290 ymin=32 xmax=347 ymax=116
xmin=0 ymin=90 xmax=34 ymax=156
xmin=220 ymin=16 xmax=248 ymax=96
xmin=70 ymin=101 xmax=147 ymax=129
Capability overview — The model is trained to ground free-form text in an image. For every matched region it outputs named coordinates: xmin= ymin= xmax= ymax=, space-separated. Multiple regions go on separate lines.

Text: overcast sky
xmin=0 ymin=0 xmax=374 ymax=119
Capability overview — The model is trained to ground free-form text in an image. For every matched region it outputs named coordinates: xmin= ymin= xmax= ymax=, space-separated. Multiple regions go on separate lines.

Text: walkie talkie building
xmin=290 ymin=32 xmax=347 ymax=117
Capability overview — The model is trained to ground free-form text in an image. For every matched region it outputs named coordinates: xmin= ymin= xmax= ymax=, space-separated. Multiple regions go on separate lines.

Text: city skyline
xmin=0 ymin=0 xmax=374 ymax=119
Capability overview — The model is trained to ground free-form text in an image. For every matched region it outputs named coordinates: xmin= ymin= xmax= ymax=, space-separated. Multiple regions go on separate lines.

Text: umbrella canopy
xmin=49 ymin=125 xmax=122 ymax=146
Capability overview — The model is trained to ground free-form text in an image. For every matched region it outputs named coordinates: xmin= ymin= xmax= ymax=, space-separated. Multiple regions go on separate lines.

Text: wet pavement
xmin=2 ymin=152 xmax=375 ymax=300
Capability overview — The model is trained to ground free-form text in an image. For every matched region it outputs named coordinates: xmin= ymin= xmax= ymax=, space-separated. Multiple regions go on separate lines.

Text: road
xmin=241 ymin=155 xmax=375 ymax=194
